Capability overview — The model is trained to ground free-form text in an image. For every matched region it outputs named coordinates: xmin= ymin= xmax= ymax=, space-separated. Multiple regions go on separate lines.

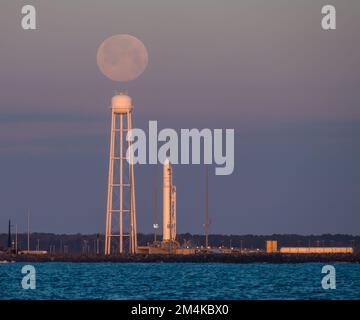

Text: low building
xmin=280 ymin=247 xmax=353 ymax=254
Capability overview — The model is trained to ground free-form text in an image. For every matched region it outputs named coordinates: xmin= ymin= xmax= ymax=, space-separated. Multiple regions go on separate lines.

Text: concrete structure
xmin=175 ymin=248 xmax=196 ymax=255
xmin=266 ymin=240 xmax=278 ymax=253
xmin=105 ymin=92 xmax=137 ymax=255
xmin=137 ymin=246 xmax=195 ymax=255
xmin=19 ymin=250 xmax=48 ymax=255
xmin=280 ymin=247 xmax=353 ymax=254
xmin=162 ymin=159 xmax=176 ymax=243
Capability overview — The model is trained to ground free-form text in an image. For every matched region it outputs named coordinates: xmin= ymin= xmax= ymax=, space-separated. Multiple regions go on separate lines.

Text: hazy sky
xmin=0 ymin=0 xmax=359 ymax=235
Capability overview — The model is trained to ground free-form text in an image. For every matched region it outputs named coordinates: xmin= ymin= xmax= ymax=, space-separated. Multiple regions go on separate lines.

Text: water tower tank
xmin=111 ymin=92 xmax=132 ymax=114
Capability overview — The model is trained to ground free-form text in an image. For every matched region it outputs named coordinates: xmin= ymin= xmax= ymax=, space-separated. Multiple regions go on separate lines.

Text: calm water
xmin=0 ymin=262 xmax=359 ymax=299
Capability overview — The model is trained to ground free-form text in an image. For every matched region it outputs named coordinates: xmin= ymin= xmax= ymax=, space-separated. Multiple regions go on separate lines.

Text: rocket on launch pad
xmin=162 ymin=159 xmax=176 ymax=243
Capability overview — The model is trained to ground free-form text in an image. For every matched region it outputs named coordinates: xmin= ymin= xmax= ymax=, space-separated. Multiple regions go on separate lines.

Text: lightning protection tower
xmin=105 ymin=92 xmax=137 ymax=255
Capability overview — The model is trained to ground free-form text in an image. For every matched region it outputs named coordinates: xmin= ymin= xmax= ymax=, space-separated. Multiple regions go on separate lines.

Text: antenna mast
xmin=27 ymin=210 xmax=30 ymax=253
xmin=205 ymin=165 xmax=209 ymax=248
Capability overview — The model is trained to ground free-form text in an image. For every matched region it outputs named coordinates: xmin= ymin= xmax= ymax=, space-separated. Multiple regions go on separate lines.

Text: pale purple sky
xmin=0 ymin=0 xmax=359 ymax=235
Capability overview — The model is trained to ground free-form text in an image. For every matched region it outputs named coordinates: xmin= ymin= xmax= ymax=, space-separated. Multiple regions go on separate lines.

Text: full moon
xmin=96 ymin=34 xmax=149 ymax=82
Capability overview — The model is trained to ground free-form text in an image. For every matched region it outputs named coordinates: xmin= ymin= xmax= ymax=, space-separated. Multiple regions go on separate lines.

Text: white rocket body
xmin=163 ymin=159 xmax=176 ymax=242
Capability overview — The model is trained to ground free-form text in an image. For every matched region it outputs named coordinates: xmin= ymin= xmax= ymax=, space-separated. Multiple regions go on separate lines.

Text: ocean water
xmin=0 ymin=262 xmax=359 ymax=300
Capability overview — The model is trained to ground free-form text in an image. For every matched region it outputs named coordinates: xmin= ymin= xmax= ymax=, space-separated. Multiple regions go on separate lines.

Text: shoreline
xmin=1 ymin=253 xmax=359 ymax=264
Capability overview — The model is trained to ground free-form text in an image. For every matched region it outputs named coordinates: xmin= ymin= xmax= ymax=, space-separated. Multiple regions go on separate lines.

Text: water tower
xmin=105 ymin=92 xmax=137 ymax=255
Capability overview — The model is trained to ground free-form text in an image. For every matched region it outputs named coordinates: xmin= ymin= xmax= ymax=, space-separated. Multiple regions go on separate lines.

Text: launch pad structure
xmin=162 ymin=160 xmax=177 ymax=242
xmin=159 ymin=159 xmax=179 ymax=252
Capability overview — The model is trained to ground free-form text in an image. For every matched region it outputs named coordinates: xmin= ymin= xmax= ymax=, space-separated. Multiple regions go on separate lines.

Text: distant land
xmin=0 ymin=233 xmax=359 ymax=255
